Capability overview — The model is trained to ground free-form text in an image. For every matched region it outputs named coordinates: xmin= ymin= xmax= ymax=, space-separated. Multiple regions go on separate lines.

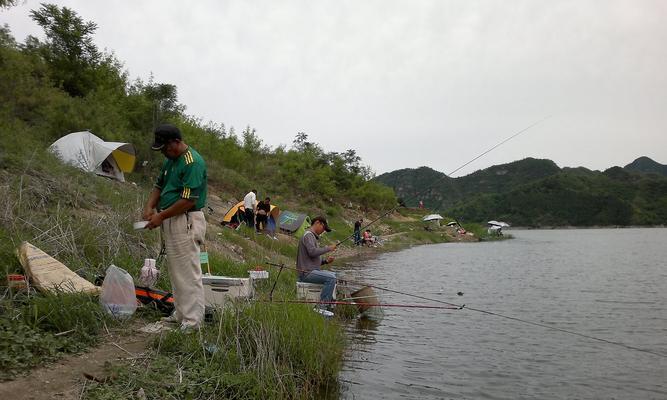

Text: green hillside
xmin=376 ymin=158 xmax=667 ymax=227
xmin=448 ymin=168 xmax=667 ymax=226
xmin=375 ymin=158 xmax=561 ymax=210
xmin=373 ymin=166 xmax=460 ymax=208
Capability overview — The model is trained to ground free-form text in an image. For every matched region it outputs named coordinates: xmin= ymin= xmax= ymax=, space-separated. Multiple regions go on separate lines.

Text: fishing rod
xmin=264 ymin=262 xmax=667 ymax=359
xmin=263 ymin=299 xmax=461 ymax=310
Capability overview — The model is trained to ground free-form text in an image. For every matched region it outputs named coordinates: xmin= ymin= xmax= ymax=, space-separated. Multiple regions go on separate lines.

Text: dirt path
xmin=0 ymin=327 xmax=153 ymax=400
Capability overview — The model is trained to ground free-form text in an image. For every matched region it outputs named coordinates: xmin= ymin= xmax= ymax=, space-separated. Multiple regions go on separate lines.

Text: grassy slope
xmin=0 ymin=142 xmax=481 ymax=398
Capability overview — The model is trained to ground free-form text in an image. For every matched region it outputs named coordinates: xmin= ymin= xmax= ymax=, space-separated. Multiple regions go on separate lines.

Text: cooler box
xmin=248 ymin=270 xmax=269 ymax=280
xmin=296 ymin=281 xmax=336 ymax=302
xmin=202 ymin=275 xmax=253 ymax=307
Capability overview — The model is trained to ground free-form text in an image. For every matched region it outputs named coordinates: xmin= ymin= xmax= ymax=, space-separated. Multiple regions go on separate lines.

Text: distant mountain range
xmin=375 ymin=157 xmax=667 ymax=226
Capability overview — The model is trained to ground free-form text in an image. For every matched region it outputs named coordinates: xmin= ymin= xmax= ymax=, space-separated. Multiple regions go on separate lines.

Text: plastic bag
xmin=139 ymin=258 xmax=159 ymax=287
xmin=100 ymin=265 xmax=137 ymax=318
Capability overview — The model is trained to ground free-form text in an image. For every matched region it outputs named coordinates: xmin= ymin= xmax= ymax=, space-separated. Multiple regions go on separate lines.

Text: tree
xmin=0 ymin=24 xmax=16 ymax=47
xmin=343 ymin=149 xmax=362 ymax=174
xmin=292 ymin=131 xmax=309 ymax=151
xmin=29 ymin=4 xmax=101 ymax=97
xmin=242 ymin=125 xmax=263 ymax=154
xmin=142 ymin=80 xmax=185 ymax=124
xmin=0 ymin=0 xmax=19 ymax=9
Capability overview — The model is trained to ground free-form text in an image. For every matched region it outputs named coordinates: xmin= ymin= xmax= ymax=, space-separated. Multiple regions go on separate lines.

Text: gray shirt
xmin=296 ymin=230 xmax=329 ymax=275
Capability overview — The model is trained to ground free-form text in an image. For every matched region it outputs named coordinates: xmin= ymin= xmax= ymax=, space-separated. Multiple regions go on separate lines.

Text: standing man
xmin=143 ymin=124 xmax=207 ymax=332
xmin=296 ymin=216 xmax=337 ymax=307
xmin=353 ymin=218 xmax=363 ymax=246
xmin=243 ymin=189 xmax=257 ymax=228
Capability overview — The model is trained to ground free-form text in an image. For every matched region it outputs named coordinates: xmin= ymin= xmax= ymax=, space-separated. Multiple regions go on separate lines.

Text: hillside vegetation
xmin=376 ymin=157 xmax=667 ymax=227
xmin=0 ymin=4 xmax=395 ymax=212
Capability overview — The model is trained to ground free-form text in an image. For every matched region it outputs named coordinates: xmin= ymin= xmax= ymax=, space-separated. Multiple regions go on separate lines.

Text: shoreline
xmin=507 ymin=225 xmax=667 ymax=230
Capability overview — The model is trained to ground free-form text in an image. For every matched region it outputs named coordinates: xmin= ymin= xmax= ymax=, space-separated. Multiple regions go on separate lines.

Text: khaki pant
xmin=162 ymin=211 xmax=206 ymax=327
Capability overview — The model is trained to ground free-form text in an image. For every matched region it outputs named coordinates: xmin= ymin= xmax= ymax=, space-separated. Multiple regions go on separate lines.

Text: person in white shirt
xmin=243 ymin=189 xmax=257 ymax=228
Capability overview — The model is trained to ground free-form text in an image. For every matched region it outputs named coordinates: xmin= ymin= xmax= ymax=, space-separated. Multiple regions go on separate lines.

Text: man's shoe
xmin=313 ymin=307 xmax=334 ymax=318
xmin=179 ymin=324 xmax=200 ymax=333
xmin=160 ymin=314 xmax=178 ymax=323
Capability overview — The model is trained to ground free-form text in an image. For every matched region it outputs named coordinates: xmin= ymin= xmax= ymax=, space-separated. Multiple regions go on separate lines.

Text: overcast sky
xmin=2 ymin=1 xmax=666 ymax=176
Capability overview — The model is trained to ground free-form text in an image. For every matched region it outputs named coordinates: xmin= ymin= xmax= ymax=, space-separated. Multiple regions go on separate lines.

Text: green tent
xmin=278 ymin=211 xmax=311 ymax=237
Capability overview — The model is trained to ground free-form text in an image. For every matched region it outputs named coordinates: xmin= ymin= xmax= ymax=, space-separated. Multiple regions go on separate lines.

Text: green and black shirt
xmin=155 ymin=147 xmax=207 ymax=211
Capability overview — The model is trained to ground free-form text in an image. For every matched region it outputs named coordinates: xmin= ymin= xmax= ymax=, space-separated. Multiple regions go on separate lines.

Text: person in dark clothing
xmin=256 ymin=197 xmax=271 ymax=232
xmin=354 ymin=218 xmax=363 ymax=246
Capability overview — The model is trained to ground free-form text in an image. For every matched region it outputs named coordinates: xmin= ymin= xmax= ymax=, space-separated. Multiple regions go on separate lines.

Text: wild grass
xmin=84 ymin=303 xmax=344 ymax=399
xmin=0 ymin=291 xmax=115 ymax=380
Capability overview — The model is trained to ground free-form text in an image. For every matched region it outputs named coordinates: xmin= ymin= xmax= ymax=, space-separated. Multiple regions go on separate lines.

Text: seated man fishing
xmin=296 ymin=216 xmax=337 ymax=309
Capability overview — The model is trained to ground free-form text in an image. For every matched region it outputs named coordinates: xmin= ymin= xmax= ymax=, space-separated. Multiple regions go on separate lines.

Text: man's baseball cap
xmin=312 ymin=216 xmax=332 ymax=232
xmin=151 ymin=124 xmax=182 ymax=150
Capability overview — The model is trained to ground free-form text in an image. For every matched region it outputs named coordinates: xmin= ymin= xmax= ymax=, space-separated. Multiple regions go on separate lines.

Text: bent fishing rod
xmin=263 ymin=261 xmax=667 ymax=359
xmin=332 ymin=116 xmax=552 ymax=246
xmin=262 ymin=299 xmax=460 ymax=310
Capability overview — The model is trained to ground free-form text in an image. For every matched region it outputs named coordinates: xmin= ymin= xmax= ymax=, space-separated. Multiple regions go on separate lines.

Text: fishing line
xmin=262 ymin=300 xmax=461 ymax=310
xmin=462 ymin=306 xmax=667 ymax=359
xmin=264 ymin=261 xmax=667 ymax=359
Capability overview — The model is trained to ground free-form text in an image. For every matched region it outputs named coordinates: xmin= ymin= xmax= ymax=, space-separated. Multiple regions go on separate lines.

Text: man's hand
xmin=142 ymin=207 xmax=155 ymax=221
xmin=327 ymin=244 xmax=337 ymax=252
xmin=325 ymin=256 xmax=335 ymax=264
xmin=146 ymin=212 xmax=164 ymax=229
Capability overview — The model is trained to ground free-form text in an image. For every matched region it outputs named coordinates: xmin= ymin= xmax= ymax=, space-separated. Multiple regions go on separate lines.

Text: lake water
xmin=338 ymin=229 xmax=667 ymax=399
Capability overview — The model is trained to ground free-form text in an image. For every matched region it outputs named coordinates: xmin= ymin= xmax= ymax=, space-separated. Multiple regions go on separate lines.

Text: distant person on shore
xmin=143 ymin=124 xmax=207 ymax=332
xmin=256 ymin=197 xmax=271 ymax=233
xmin=296 ymin=216 xmax=337 ymax=307
xmin=354 ymin=218 xmax=363 ymax=246
xmin=362 ymin=229 xmax=374 ymax=246
xmin=418 ymin=200 xmax=424 ymax=209
xmin=243 ymin=189 xmax=257 ymax=228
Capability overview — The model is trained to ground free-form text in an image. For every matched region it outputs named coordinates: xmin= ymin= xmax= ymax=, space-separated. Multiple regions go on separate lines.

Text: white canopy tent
xmin=487 ymin=220 xmax=510 ymax=227
xmin=49 ymin=131 xmax=136 ymax=182
xmin=422 ymin=214 xmax=444 ymax=222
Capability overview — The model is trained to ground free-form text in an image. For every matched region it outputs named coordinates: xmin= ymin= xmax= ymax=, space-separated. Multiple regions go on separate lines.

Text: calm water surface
xmin=339 ymin=229 xmax=667 ymax=399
